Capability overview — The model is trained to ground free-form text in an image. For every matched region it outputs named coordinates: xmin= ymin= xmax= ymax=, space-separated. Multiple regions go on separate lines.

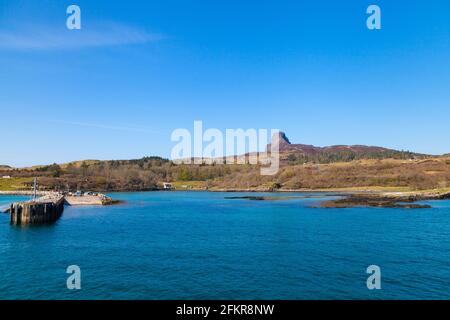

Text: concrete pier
xmin=65 ymin=194 xmax=112 ymax=206
xmin=10 ymin=195 xmax=65 ymax=226
xmin=6 ymin=192 xmax=117 ymax=225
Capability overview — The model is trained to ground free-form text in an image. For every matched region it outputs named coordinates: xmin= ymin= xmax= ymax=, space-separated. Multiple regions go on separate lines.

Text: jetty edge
xmin=9 ymin=193 xmax=65 ymax=225
xmin=6 ymin=192 xmax=119 ymax=225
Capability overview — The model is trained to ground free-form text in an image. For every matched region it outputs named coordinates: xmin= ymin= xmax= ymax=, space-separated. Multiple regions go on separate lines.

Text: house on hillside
xmin=163 ymin=182 xmax=173 ymax=190
xmin=2 ymin=175 xmax=11 ymax=179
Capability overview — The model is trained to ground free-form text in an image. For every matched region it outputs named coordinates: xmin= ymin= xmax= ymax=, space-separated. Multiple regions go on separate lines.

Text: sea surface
xmin=1 ymin=192 xmax=450 ymax=300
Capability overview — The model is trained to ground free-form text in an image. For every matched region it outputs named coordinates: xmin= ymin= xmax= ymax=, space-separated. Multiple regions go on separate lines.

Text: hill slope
xmin=272 ymin=132 xmax=429 ymax=164
xmin=0 ymin=133 xmax=447 ymax=192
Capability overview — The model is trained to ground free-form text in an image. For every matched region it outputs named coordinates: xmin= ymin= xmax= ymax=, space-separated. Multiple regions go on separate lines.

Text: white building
xmin=163 ymin=183 xmax=173 ymax=190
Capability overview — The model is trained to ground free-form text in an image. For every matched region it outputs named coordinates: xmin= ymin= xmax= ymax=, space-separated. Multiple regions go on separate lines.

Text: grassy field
xmin=0 ymin=177 xmax=32 ymax=191
xmin=170 ymin=180 xmax=208 ymax=190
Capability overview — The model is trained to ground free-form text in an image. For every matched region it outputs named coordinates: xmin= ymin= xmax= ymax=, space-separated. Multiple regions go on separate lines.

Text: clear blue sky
xmin=1 ymin=0 xmax=449 ymax=167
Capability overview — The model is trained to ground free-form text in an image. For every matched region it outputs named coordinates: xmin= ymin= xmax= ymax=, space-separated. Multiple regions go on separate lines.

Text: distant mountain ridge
xmin=271 ymin=132 xmax=429 ymax=162
xmin=0 ymin=132 xmax=435 ymax=170
xmin=276 ymin=132 xmax=391 ymax=154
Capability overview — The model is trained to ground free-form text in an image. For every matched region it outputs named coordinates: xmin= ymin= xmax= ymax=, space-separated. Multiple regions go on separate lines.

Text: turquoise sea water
xmin=1 ymin=192 xmax=450 ymax=300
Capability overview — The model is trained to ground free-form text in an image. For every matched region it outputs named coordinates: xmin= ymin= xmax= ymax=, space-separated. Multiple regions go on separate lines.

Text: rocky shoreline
xmin=0 ymin=190 xmax=49 ymax=196
xmin=3 ymin=188 xmax=450 ymax=209
xmin=223 ymin=189 xmax=450 ymax=209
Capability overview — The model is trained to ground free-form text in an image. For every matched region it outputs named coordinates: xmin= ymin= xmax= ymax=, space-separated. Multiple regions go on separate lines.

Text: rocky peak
xmin=276 ymin=132 xmax=291 ymax=145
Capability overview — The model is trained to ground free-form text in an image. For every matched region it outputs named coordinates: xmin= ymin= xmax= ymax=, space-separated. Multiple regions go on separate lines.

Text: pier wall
xmin=10 ymin=196 xmax=65 ymax=226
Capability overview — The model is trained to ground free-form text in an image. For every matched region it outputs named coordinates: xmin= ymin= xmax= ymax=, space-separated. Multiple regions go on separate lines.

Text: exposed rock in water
xmin=226 ymin=196 xmax=294 ymax=201
xmin=319 ymin=196 xmax=432 ymax=209
xmin=225 ymin=195 xmax=324 ymax=201
xmin=103 ymin=199 xmax=124 ymax=205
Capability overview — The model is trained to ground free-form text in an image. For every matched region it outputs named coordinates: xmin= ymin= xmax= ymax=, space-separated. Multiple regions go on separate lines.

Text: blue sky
xmin=1 ymin=0 xmax=449 ymax=167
